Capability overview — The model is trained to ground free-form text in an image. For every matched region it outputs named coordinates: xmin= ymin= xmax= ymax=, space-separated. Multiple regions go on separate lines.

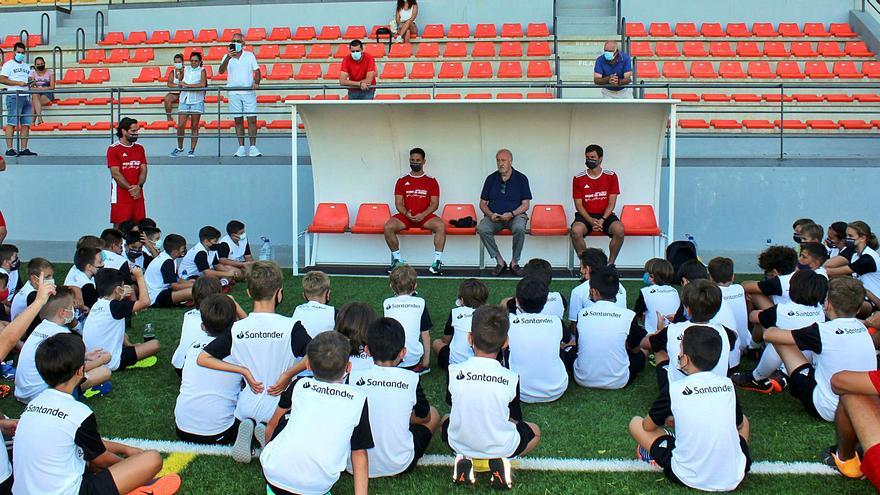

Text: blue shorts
xmin=347 ymin=89 xmax=375 ymax=100
xmin=5 ymin=94 xmax=32 ymax=127
xmin=179 ymin=101 xmax=205 ymax=114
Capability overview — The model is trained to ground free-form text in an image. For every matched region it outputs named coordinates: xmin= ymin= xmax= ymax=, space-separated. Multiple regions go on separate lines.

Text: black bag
xmin=666 ymin=240 xmax=698 ymax=275
xmin=450 ymin=216 xmax=476 ymax=228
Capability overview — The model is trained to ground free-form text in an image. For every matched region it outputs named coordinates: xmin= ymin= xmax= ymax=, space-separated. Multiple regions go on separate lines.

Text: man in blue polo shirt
xmin=594 ymin=40 xmax=632 ymax=99
xmin=477 ymin=149 xmax=532 ymax=276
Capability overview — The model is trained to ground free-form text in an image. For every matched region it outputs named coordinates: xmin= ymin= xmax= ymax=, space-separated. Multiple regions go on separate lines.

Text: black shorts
xmin=441 ymin=418 xmax=535 ymax=458
xmin=437 ymin=345 xmax=450 ymax=370
xmin=79 ymin=469 xmax=119 ymax=495
xmin=625 ymin=351 xmax=648 ymax=387
xmin=400 ymin=424 xmax=434 ymax=474
xmin=176 ymin=419 xmax=241 ymax=445
xmin=572 ymin=212 xmax=621 ymax=238
xmin=152 ymin=288 xmax=174 ymax=308
xmin=655 ymin=360 xmax=670 ymax=390
xmin=788 ymin=363 xmax=822 ymax=419
xmin=649 ymin=434 xmax=751 ymax=486
xmin=0 ymin=475 xmax=11 ymax=495
xmin=116 ymin=346 xmax=138 ymax=370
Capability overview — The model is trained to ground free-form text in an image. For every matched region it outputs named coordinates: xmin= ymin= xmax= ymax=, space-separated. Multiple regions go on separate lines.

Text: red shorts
xmin=0 ymin=209 xmax=5 ymax=227
xmin=392 ymin=213 xmax=438 ymax=230
xmin=110 ymin=198 xmax=146 ymax=224
xmin=869 ymin=370 xmax=880 ymax=394
xmin=862 ymin=444 xmax=880 ymax=490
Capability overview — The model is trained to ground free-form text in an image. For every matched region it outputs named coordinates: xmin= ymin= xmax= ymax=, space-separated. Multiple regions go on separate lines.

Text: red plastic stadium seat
xmin=343 ymin=25 xmax=366 ymax=40
xmin=56 ymin=98 xmax=85 ymax=106
xmin=682 ymin=42 xmax=708 ymax=57
xmin=700 ymin=23 xmax=724 ymax=37
xmin=390 ymin=42 xmax=413 ymax=58
xmin=763 ymin=42 xmax=789 ymax=57
xmin=308 ymin=44 xmax=332 ymax=59
xmin=435 ymin=93 xmax=461 ymax=99
xmin=205 ymin=120 xmax=235 ymax=130
xmin=748 ymin=61 xmax=774 ymax=78
xmin=468 ymin=61 xmax=493 ymax=78
xmin=171 ymin=30 xmax=194 ymax=44
xmin=130 ymin=48 xmax=154 ymax=63
xmin=817 ymin=41 xmax=845 ymax=57
xmin=121 ymin=31 xmax=147 ymax=46
xmin=448 ymin=24 xmax=471 ymax=38
xmin=475 ymin=23 xmax=497 ymax=38
xmin=791 ymin=42 xmax=818 ymax=57
xmin=146 ymin=30 xmax=170 ymax=45
xmin=369 ymin=25 xmax=388 ymax=38
xmin=501 ymin=23 xmax=523 ymax=38
xmin=409 ymin=62 xmax=435 ymax=79
xmin=365 ymin=43 xmax=386 ymax=58
xmin=726 ymin=23 xmax=751 ymax=37
xmin=719 ymin=62 xmax=746 ymax=79
xmin=713 ymin=41 xmax=742 ymax=57
xmin=194 ymin=29 xmax=217 ymax=43
xmin=295 ymin=63 xmax=322 ymax=80
xmin=256 ymin=45 xmax=280 ymax=60
xmin=752 ymin=23 xmax=778 ymax=37
xmin=675 ymin=23 xmax=699 ymax=37
xmin=266 ymin=63 xmax=293 ymax=80
xmin=630 ymin=42 xmax=653 ymax=57
xmin=864 ymin=62 xmax=880 ymax=77
xmin=853 ymin=93 xmax=880 ymax=102
xmin=118 ymin=96 xmax=139 ymax=105
xmin=637 ymin=61 xmax=660 ymax=78
xmin=804 ymin=23 xmax=830 ymax=37
xmin=415 ymin=43 xmax=439 ymax=58
xmin=527 ymin=60 xmax=552 ymax=78
xmin=824 ymin=94 xmax=854 ymax=102
xmin=762 ymin=93 xmax=793 ymax=102
xmin=374 ymin=94 xmax=401 ymax=100
xmin=334 ymin=44 xmax=351 ymax=59
xmin=527 ymin=23 xmax=550 ymax=37
xmin=437 ymin=42 xmax=463 ymax=57
xmin=778 ymin=23 xmax=804 ymax=37
xmin=625 ymin=22 xmax=646 ymax=37
xmin=530 ymin=205 xmax=568 ymax=236
xmin=679 ymin=119 xmax=710 ymax=129
xmin=245 ymin=28 xmax=267 ymax=42
xmin=421 ymin=24 xmax=444 ymax=38
xmin=735 ymin=42 xmax=760 ymax=57
xmin=662 ymin=61 xmax=688 ymax=78
xmin=496 ymin=93 xmax=524 ymax=99
xmin=267 ymin=119 xmax=294 ymax=129
xmin=81 ymin=49 xmax=104 ymax=64
xmin=839 ymin=120 xmax=873 ymax=130
xmin=31 ymin=122 xmax=61 ymax=131
xmin=308 ymin=203 xmax=350 ymax=233
xmin=621 ymin=205 xmax=661 ymax=235
xmin=140 ymin=96 xmax=165 ymax=105
xmin=281 ymin=45 xmax=306 ymax=59
xmin=98 ymin=32 xmax=124 ymax=46
xmin=105 ymin=48 xmax=128 ymax=64
xmin=807 ymin=119 xmax=839 ymax=130
xmin=654 ymin=42 xmax=680 ymax=57
xmin=294 ymin=26 xmax=317 ymax=40
xmin=643 ymin=93 xmax=666 ymax=100
xmin=830 ymin=23 xmax=858 ymax=38
xmin=500 ymin=42 xmax=523 ymax=57
xmin=318 ymin=26 xmax=341 ymax=40
xmin=205 ymin=46 xmax=226 ymax=61
xmin=60 ymin=122 xmax=89 ymax=131
xmin=774 ymin=119 xmax=807 ymax=130
xmin=711 ymin=119 xmax=741 ymax=130
xmin=792 ymin=93 xmax=823 ymax=102
xmin=670 ymin=92 xmax=699 ymax=102
xmin=219 ymin=29 xmax=241 ymax=43
xmin=465 ymin=93 xmax=492 ymax=100
xmin=438 ymin=62 xmax=463 ymax=79
xmin=805 ymin=61 xmax=832 ymax=79
xmin=323 ymin=63 xmax=341 ymax=80
xmin=845 ymin=41 xmax=874 ymax=57
xmin=311 ymin=94 xmax=340 ymax=101
xmin=498 ymin=61 xmax=522 ymax=78
xmin=691 ymin=62 xmax=717 ymax=78
xmin=84 ymin=69 xmax=110 ymax=84
xmin=472 ymin=42 xmax=495 ymax=57
xmin=351 ymin=204 xmax=391 ymax=234
xmin=702 ymin=93 xmax=730 ymax=102
xmin=526 ymin=92 xmax=555 ymax=99
xmin=731 ymin=93 xmax=761 ymax=102
xmin=649 ymin=23 xmax=673 ymax=37
xmin=282 ymin=95 xmax=309 ymax=102
xmin=381 ymin=62 xmax=406 ymax=79
xmin=777 ymin=61 xmax=805 ymax=79
xmin=742 ymin=119 xmax=774 ymax=129
xmin=441 ymin=205 xmax=478 ymax=235
xmin=268 ymin=27 xmax=291 ymax=42
xmin=256 ymin=94 xmax=280 ymax=104
xmin=404 ymin=94 xmax=431 ymax=100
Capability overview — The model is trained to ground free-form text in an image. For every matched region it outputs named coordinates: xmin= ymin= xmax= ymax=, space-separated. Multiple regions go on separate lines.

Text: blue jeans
xmin=347 ymin=89 xmax=375 ymax=100
xmin=5 ymin=94 xmax=33 ymax=126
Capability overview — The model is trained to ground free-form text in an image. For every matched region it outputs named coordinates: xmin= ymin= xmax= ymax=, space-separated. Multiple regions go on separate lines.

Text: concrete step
xmin=558 ymin=0 xmax=615 ymax=10
xmin=558 ymin=40 xmax=604 ymax=56
xmin=557 ymin=22 xmax=617 ymax=37
xmin=558 ymin=7 xmax=613 ymax=17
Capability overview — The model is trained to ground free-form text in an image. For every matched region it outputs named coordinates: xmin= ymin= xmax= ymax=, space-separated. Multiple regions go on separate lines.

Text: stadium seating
xmin=351 ymin=204 xmax=391 ymax=234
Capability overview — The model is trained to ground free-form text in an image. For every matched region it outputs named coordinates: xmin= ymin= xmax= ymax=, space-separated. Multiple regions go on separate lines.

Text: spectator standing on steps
xmin=219 ymin=32 xmax=262 ymax=157
xmin=340 ymin=40 xmax=377 ymax=100
xmin=0 ymin=42 xmax=37 ymax=157
xmin=163 ymin=53 xmax=184 ymax=123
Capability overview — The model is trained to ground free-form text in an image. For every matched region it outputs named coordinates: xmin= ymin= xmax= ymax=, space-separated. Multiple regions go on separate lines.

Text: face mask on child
xmin=642 ymin=272 xmax=651 ymax=285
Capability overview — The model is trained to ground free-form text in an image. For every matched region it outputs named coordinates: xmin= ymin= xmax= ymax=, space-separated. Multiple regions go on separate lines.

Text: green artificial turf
xmin=1 ymin=266 xmax=874 ymax=494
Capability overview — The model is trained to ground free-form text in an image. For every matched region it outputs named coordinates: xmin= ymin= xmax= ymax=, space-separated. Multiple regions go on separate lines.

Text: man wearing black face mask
xmin=107 ymin=117 xmax=148 ymax=229
xmin=570 ymin=144 xmax=625 ymax=265
xmin=384 ymin=148 xmax=445 ymax=275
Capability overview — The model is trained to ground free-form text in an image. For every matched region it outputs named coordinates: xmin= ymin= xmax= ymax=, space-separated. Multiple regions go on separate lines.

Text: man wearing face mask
xmin=593 ymin=40 xmax=632 ymax=99
xmin=571 ymin=144 xmax=625 ymax=265
xmin=107 ymin=117 xmax=148 ymax=229
xmin=219 ymin=32 xmax=262 ymax=157
xmin=340 ymin=39 xmax=377 ymax=100
xmin=384 ymin=148 xmax=445 ymax=274
xmin=0 ymin=42 xmax=37 ymax=156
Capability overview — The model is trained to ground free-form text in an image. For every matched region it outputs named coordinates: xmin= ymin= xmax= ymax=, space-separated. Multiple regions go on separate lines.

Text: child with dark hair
xmin=178 ymin=226 xmax=240 ymax=281
xmin=708 ymin=257 xmax=750 ymax=352
xmin=432 ymin=278 xmax=489 ymax=369
xmin=217 ymin=220 xmax=254 ymax=271
xmin=335 ymin=302 xmax=377 ymax=372
xmin=384 ymin=264 xmax=432 ymax=374
xmin=144 ymin=234 xmax=193 ymax=307
xmin=798 ymin=242 xmax=829 ymax=277
xmin=141 ymin=226 xmax=162 ymax=258
xmin=292 ymin=270 xmax=335 ymax=338
xmin=262 ymin=331 xmax=373 ymax=495
xmin=348 ymin=317 xmax=439 ymax=477
xmin=825 ymin=221 xmax=851 ymax=260
xmin=502 ymin=258 xmax=566 ymax=319
xmin=792 ymin=218 xmax=816 ymax=243
xmin=569 ymin=248 xmax=627 ymax=331
xmin=64 ymin=246 xmax=103 ymax=320
xmin=634 ymin=258 xmax=680 ymax=334
xmin=630 ymin=325 xmax=751 ymax=492
xmin=0 ymin=244 xmax=18 ymax=304
xmin=10 ymin=258 xmax=54 ymax=338
xmin=743 ymin=245 xmax=799 ymax=309
xmin=100 ymin=228 xmax=127 ymax=270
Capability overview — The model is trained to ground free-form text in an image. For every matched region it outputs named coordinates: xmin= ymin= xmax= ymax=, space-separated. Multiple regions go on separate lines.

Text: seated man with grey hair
xmin=594 ymin=40 xmax=632 ymax=99
xmin=477 ymin=149 xmax=532 ymax=277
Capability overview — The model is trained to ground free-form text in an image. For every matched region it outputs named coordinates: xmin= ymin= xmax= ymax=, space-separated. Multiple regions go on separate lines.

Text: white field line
xmin=108 ymin=438 xmax=838 ymax=476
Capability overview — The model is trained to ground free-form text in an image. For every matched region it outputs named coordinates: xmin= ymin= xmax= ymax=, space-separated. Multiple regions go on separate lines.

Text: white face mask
xmin=174 ymin=62 xmax=183 ymax=70
xmin=62 ymin=307 xmax=75 ymax=325
xmin=239 ymin=232 xmax=247 ymax=241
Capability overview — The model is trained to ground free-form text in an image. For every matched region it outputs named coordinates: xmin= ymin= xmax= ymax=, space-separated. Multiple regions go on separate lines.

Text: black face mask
xmin=126 ymin=249 xmax=141 ymax=260
xmin=208 ymin=244 xmax=221 ymax=251
xmin=409 ymin=162 xmax=423 ymax=173
xmin=9 ymin=258 xmax=20 ymax=271
xmin=844 ymin=239 xmax=857 ymax=248
xmin=585 ymin=159 xmax=599 ymax=170
xmin=792 ymin=233 xmax=803 ymax=244
xmin=127 ymin=134 xmax=138 ymax=143
xmin=35 ymin=65 xmax=45 ymax=71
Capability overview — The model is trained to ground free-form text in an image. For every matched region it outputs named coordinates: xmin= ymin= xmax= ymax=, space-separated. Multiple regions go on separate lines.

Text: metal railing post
xmin=52 ymin=46 xmax=63 ymax=81
xmin=19 ymin=30 xmax=30 ymax=63
xmin=779 ymin=84 xmax=784 ymax=160
xmin=216 ymin=87 xmax=221 ymax=158
xmin=40 ymin=13 xmax=51 ymax=45
xmin=95 ymin=11 xmax=105 ymax=44
xmin=109 ymin=87 xmax=115 ymax=144
xmin=75 ymin=28 xmax=86 ymax=63
xmin=553 ymin=0 xmax=561 ymax=98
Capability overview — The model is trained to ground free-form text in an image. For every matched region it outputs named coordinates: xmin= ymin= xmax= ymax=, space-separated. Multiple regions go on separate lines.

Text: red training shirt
xmin=394 ymin=174 xmax=440 ymax=215
xmin=572 ymin=169 xmax=620 ymax=215
xmin=107 ymin=142 xmax=147 ymax=203
xmin=341 ymin=52 xmax=377 ymax=85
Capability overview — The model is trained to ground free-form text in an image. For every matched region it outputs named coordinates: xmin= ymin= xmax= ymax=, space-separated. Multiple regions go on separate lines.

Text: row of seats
xmin=626 ymin=21 xmax=857 ymax=38
xmin=80 ymin=41 xmax=553 ymax=64
xmin=637 ymin=60 xmax=879 ymax=79
xmin=644 ymin=92 xmax=880 ymax=103
xmin=0 ymin=34 xmax=42 ymax=48
xmin=97 ymin=23 xmax=552 ymax=46
xmin=631 ymin=40 xmax=874 ymax=58
xmin=308 ymin=203 xmax=661 ymax=237
xmin=678 ymin=119 xmax=880 ymax=130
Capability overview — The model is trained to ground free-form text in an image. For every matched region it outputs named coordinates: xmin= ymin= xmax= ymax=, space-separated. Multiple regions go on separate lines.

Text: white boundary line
xmin=109 ymin=438 xmax=837 ymax=476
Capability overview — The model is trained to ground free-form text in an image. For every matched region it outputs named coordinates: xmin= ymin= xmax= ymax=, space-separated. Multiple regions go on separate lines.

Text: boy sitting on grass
xmin=383 ymin=264 xmax=432 ymax=374
xmin=633 ymin=258 xmax=679 ymax=335
xmin=443 ymin=305 xmax=541 ymax=490
xmin=65 ymin=246 xmax=103 ymax=315
xmin=178 ymin=226 xmax=240 ymax=282
xmin=217 ymin=220 xmax=254 ymax=271
xmin=292 ymin=270 xmax=335 ymax=338
xmin=823 ymin=369 xmax=880 ymax=485
xmin=432 ymin=279 xmax=489 ymax=370
xmin=14 ymin=333 xmax=179 ymax=495
xmin=262 ymin=331 xmax=373 ymax=495
xmin=144 ymin=234 xmax=194 ymax=308
xmin=502 ymin=259 xmax=566 ymax=319
xmin=742 ymin=245 xmax=799 ymax=309
xmin=569 ymin=248 xmax=627 ymax=332
xmin=708 ymin=257 xmax=751 ymax=353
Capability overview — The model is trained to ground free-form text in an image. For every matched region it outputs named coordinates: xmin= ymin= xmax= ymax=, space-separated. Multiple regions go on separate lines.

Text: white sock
xmin=392 ymin=250 xmax=402 ymax=261
xmin=434 ymin=251 xmax=443 ymax=262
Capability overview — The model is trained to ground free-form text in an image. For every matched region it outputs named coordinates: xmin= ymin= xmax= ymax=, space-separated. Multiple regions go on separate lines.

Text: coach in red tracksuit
xmin=107 ymin=117 xmax=148 ymax=228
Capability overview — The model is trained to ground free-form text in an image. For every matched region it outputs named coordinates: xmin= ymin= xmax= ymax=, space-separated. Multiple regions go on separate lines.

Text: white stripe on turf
xmin=108 ymin=438 xmax=837 ymax=476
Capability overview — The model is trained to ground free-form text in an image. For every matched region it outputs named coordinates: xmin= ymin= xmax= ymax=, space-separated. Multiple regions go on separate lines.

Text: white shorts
xmin=601 ymin=87 xmax=633 ymax=99
xmin=228 ymin=92 xmax=257 ymax=118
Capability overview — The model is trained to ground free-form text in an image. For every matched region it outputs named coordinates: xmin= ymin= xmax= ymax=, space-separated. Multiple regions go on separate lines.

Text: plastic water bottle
xmin=259 ymin=237 xmax=272 ymax=261
xmin=143 ymin=323 xmax=155 ymax=342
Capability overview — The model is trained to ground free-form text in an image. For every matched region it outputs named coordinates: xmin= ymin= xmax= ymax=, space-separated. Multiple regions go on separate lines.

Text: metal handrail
xmin=74 ymin=28 xmax=86 ymax=63
xmin=52 ymin=46 xmax=64 ymax=81
xmin=95 ymin=11 xmax=105 ymax=43
xmin=19 ymin=30 xmax=30 ymax=63
xmin=616 ymin=0 xmax=622 ymax=35
xmin=552 ymin=0 xmax=561 ymax=98
xmin=40 ymin=13 xmax=51 ymax=45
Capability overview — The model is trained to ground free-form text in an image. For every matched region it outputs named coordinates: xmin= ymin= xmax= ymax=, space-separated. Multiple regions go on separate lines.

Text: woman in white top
xmin=826 ymin=220 xmax=880 ymax=318
xmin=395 ymin=0 xmax=419 ymax=42
xmin=163 ymin=53 xmax=184 ymax=122
xmin=170 ymin=52 xmax=207 ymax=158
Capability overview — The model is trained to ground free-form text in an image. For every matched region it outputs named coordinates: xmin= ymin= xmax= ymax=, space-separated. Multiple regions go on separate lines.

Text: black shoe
xmin=452 ymin=455 xmax=475 ymax=485
xmin=17 ymin=149 xmax=36 ymax=156
xmin=509 ymin=264 xmax=524 ymax=277
xmin=429 ymin=260 xmax=443 ymax=275
xmin=4 ymin=149 xmax=16 ymax=157
xmin=732 ymin=371 xmax=781 ymax=394
xmin=770 ymin=370 xmax=789 ymax=390
xmin=488 ymin=457 xmax=513 ymax=490
xmin=491 ymin=262 xmax=508 ymax=276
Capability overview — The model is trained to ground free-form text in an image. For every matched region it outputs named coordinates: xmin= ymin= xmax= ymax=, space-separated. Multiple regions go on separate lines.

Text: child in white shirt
xmin=291 ymin=270 xmax=335 ymax=338
xmin=432 ymin=278 xmax=488 ymax=369
xmin=383 ymin=264 xmax=432 ymax=374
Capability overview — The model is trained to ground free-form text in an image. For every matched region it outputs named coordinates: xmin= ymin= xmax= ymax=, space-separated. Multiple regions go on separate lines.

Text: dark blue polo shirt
xmin=594 ymin=53 xmax=632 ymax=91
xmin=480 ymin=169 xmax=532 ymax=215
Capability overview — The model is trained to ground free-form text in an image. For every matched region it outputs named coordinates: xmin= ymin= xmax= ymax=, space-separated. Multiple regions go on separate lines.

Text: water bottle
xmin=143 ymin=323 xmax=155 ymax=342
xmin=259 ymin=237 xmax=272 ymax=261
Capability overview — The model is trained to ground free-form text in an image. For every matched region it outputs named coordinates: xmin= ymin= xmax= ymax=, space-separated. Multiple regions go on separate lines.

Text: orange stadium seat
xmin=468 ymin=61 xmax=493 ymax=78
xmin=748 ymin=61 xmax=774 ymax=78
xmin=839 ymin=120 xmax=872 ymax=130
xmin=833 ymin=61 xmax=862 ymax=78
xmin=256 ymin=45 xmax=280 ymax=60
xmin=763 ymin=93 xmax=793 ymax=102
xmin=369 ymin=25 xmax=388 ymax=38
xmin=726 ymin=23 xmax=751 ymax=37
xmin=501 ymin=23 xmax=523 ymax=38
xmin=410 ymin=62 xmax=435 ymax=79
xmin=690 ymin=61 xmax=717 ymax=78
xmin=465 ymin=93 xmax=492 ymax=100
xmin=792 ymin=93 xmax=823 ymax=102
xmin=295 ymin=63 xmax=322 ymax=80
xmin=439 ymin=42 xmax=464 ymax=57
xmin=752 ymin=23 xmax=778 ymax=37
xmin=777 ymin=23 xmax=805 ymax=37
xmin=817 ymin=41 xmax=844 ymax=57
xmin=85 ymin=68 xmax=110 ymax=84
xmin=256 ymin=94 xmax=280 ymax=103
xmin=671 ymin=92 xmax=699 ymax=102
xmin=123 ymin=31 xmax=147 ymax=45
xmin=675 ymin=23 xmax=699 ymax=37
xmin=830 ymin=23 xmax=857 ymax=37
xmin=205 ymin=120 xmax=235 ymax=130
xmin=735 ymin=42 xmax=760 ymax=57
xmin=106 ymin=48 xmax=129 ymax=63
xmin=58 ymin=69 xmax=85 ymax=85
xmin=146 ymin=31 xmax=170 ymax=45
xmin=863 ymin=61 xmax=880 ymax=77
xmin=442 ymin=205 xmax=478 ymax=235
xmin=630 ymin=42 xmax=652 ymax=57
xmin=498 ymin=61 xmax=522 ymax=78
xmin=496 ymin=93 xmax=524 ymax=99
xmin=281 ymin=45 xmax=306 ymax=59
xmin=500 ymin=42 xmax=523 ymax=57
xmin=334 ymin=44 xmax=351 ymax=59
xmin=351 ymin=204 xmax=391 ymax=234
xmin=527 ymin=92 xmax=555 ymax=99
xmin=171 ymin=30 xmax=194 ymax=44
xmin=700 ymin=23 xmax=725 ymax=37
xmin=475 ymin=23 xmax=498 ymax=38
xmin=130 ymin=48 xmax=154 ymax=63
xmin=343 ymin=25 xmax=366 ymax=40
xmin=776 ymin=61 xmax=805 ymax=78
xmin=790 ymin=41 xmax=818 ymax=57
xmin=439 ymin=62 xmax=463 ymax=79
xmin=804 ymin=23 xmax=830 ymax=37
xmin=374 ymin=94 xmax=401 ymax=100
xmin=132 ymin=67 xmax=161 ymax=83
xmin=526 ymin=41 xmax=551 ymax=56
xmin=421 ymin=24 xmax=445 ymax=38
xmin=98 ymin=32 xmax=124 ymax=46
xmin=846 ymin=41 xmax=874 ymax=57
xmin=679 ymin=119 xmax=710 ymax=129
xmin=805 ymin=61 xmax=832 ymax=79
xmin=621 ymin=205 xmax=662 ymax=236
xmin=731 ymin=93 xmax=761 ymax=102
xmin=416 ymin=43 xmax=439 ymax=58
xmin=294 ymin=26 xmax=317 ymax=40
xmin=308 ymin=203 xmax=350 ymax=234
xmin=245 ymin=28 xmax=267 ymax=42
xmin=220 ymin=29 xmax=241 ymax=42
xmin=308 ymin=44 xmax=332 ymax=59
xmin=60 ymin=122 xmax=89 ymax=131
xmin=662 ymin=61 xmax=688 ymax=78
xmin=404 ymin=94 xmax=431 ymax=100
xmin=625 ymin=22 xmax=646 ymax=37
xmin=637 ymin=61 xmax=660 ymax=78
xmin=774 ymin=119 xmax=807 ymax=130
xmin=390 ymin=42 xmax=413 ymax=58
xmin=527 ymin=23 xmax=550 ymax=37
xmin=380 ymin=62 xmax=406 ymax=79
xmin=804 ymin=119 xmax=836 ymax=129
xmin=267 ymin=63 xmax=293 ymax=80
xmin=471 ymin=42 xmax=495 ymax=57
xmin=648 ymin=23 xmax=673 ymax=37
xmin=195 ymin=29 xmax=218 ymax=43
xmin=654 ymin=42 xmax=680 ymax=57
xmin=527 ymin=60 xmax=552 ymax=78
xmin=56 ymin=98 xmax=85 ymax=106
xmin=448 ymin=24 xmax=471 ymax=38
xmin=703 ymin=93 xmax=730 ymax=102
xmin=324 ymin=63 xmax=341 ymax=80
xmin=81 ymin=49 xmax=104 ymax=64
xmin=763 ymin=41 xmax=789 ymax=57
xmin=318 ymin=26 xmax=341 ymax=40
xmin=282 ymin=94 xmax=308 ymax=102
xmin=742 ymin=119 xmax=774 ymax=129
xmin=683 ymin=42 xmax=708 ymax=57
xmin=530 ymin=205 xmax=569 ymax=236
xmin=719 ymin=62 xmax=746 ymax=78
xmin=268 ymin=27 xmax=291 ymax=42
xmin=205 ymin=46 xmax=226 ymax=61
xmin=854 ymin=93 xmax=880 ymax=102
